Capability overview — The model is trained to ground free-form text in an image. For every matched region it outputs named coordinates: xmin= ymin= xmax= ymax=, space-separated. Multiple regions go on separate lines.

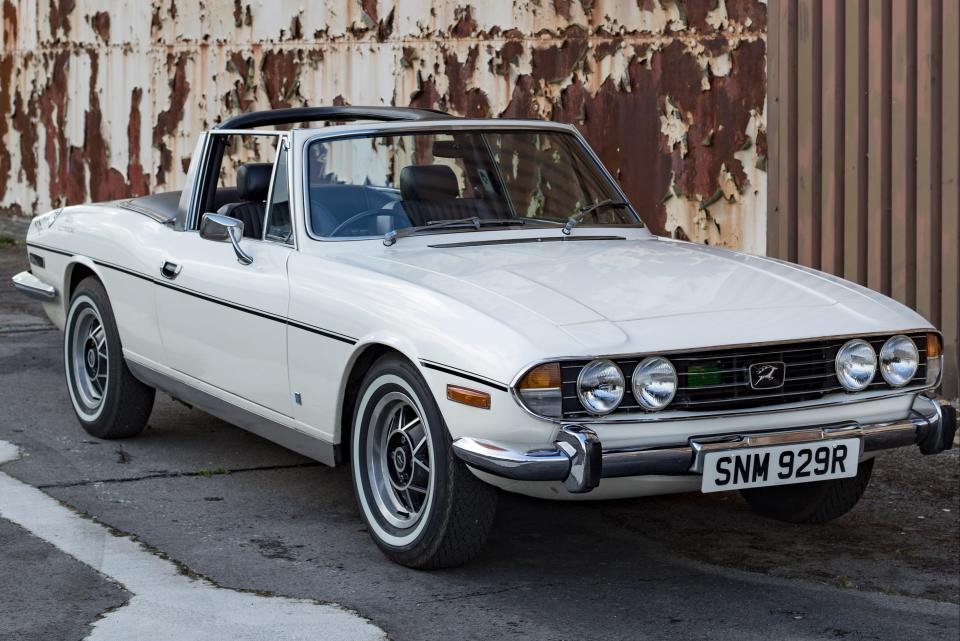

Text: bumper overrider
xmin=452 ymin=395 xmax=958 ymax=494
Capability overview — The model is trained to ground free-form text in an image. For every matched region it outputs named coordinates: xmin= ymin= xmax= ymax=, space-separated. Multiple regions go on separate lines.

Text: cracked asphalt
xmin=0 ymin=237 xmax=958 ymax=641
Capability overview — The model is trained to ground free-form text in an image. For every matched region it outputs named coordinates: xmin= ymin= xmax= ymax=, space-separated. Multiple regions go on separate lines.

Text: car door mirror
xmin=199 ymin=213 xmax=254 ymax=265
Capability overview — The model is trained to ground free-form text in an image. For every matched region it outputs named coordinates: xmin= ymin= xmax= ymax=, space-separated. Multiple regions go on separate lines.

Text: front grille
xmin=560 ymin=332 xmax=929 ymax=419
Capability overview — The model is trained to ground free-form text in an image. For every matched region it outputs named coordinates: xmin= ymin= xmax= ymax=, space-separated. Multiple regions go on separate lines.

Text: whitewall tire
xmin=351 ymin=355 xmax=498 ymax=569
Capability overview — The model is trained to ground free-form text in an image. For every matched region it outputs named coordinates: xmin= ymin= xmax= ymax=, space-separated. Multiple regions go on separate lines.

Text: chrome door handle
xmin=160 ymin=261 xmax=182 ymax=280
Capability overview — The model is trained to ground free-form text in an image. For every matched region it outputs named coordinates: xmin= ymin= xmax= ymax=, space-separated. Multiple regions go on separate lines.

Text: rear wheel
xmin=351 ymin=355 xmax=498 ymax=569
xmin=740 ymin=458 xmax=874 ymax=523
xmin=64 ymin=276 xmax=155 ymax=439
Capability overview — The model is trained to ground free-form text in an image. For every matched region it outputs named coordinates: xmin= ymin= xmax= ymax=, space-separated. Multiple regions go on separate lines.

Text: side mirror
xmin=199 ymin=213 xmax=253 ymax=265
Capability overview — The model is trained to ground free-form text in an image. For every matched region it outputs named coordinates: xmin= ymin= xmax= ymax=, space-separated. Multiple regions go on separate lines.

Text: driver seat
xmin=218 ymin=163 xmax=272 ymax=239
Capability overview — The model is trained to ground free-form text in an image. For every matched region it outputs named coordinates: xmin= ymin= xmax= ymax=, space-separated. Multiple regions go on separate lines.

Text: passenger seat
xmin=399 ymin=164 xmax=491 ymax=225
xmin=217 ymin=163 xmax=273 ymax=239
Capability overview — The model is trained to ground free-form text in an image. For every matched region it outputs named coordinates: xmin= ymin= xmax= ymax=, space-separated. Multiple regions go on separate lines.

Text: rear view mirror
xmin=199 ymin=213 xmax=253 ymax=265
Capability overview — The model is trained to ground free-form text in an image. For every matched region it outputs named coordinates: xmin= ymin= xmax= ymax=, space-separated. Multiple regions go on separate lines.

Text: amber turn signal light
xmin=517 ymin=362 xmax=561 ymax=389
xmin=447 ymin=385 xmax=491 ymax=409
xmin=927 ymin=333 xmax=942 ymax=358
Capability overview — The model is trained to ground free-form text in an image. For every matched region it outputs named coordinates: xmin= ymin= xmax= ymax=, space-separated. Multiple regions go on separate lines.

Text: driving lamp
xmin=631 ymin=356 xmax=678 ymax=411
xmin=577 ymin=359 xmax=625 ymax=415
xmin=835 ymin=339 xmax=877 ymax=391
xmin=878 ymin=335 xmax=919 ymax=388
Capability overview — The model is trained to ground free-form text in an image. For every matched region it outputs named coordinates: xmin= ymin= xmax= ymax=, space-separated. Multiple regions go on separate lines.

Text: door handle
xmin=160 ymin=261 xmax=182 ymax=280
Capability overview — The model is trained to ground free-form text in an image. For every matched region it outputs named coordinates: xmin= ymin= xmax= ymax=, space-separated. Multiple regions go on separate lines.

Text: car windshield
xmin=305 ymin=129 xmax=640 ymax=238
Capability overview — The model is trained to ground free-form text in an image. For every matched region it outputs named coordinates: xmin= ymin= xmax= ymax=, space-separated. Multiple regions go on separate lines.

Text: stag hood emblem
xmin=749 ymin=361 xmax=786 ymax=390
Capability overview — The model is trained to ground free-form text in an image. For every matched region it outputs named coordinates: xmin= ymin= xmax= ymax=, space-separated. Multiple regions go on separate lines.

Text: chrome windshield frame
xmin=292 ymin=120 xmax=643 ymax=243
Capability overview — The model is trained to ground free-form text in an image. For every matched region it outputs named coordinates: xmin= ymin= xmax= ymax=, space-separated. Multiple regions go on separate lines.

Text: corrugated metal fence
xmin=767 ymin=0 xmax=960 ymax=402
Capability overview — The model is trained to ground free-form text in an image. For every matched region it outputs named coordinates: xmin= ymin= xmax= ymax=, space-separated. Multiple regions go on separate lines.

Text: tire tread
xmin=352 ymin=354 xmax=498 ymax=569
xmin=741 ymin=458 xmax=874 ymax=524
xmin=67 ymin=277 xmax=155 ymax=439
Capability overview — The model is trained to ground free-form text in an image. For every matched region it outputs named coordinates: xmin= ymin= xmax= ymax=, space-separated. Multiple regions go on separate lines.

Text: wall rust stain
xmin=2 ymin=0 xmax=17 ymax=52
xmin=89 ymin=11 xmax=110 ymax=42
xmin=261 ymin=50 xmax=301 ymax=109
xmin=0 ymin=54 xmax=12 ymax=199
xmin=0 ymin=0 xmax=767 ymax=254
xmin=48 ymin=0 xmax=75 ymax=38
xmin=153 ymin=53 xmax=191 ymax=186
xmin=126 ymin=87 xmax=148 ymax=197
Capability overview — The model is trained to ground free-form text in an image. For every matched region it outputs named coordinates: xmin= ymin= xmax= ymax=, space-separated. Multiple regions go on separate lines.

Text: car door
xmin=155 ymin=135 xmax=295 ymax=415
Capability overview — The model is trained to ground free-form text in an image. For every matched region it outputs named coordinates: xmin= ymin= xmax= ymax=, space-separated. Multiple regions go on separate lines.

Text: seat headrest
xmin=400 ymin=165 xmax=459 ymax=202
xmin=236 ymin=163 xmax=273 ymax=201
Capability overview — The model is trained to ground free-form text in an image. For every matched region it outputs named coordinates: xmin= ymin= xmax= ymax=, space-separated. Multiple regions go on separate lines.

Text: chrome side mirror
xmin=199 ymin=213 xmax=253 ymax=265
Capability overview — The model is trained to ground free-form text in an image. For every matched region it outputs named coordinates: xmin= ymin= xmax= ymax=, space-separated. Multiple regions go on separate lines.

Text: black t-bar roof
xmin=216 ymin=106 xmax=455 ymax=130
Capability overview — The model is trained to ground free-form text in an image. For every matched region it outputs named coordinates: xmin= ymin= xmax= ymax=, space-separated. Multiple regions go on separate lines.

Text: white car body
xmin=14 ymin=114 xmax=953 ymax=504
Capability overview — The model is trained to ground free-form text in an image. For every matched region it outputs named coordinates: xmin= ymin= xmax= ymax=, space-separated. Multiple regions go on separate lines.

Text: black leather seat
xmin=399 ymin=165 xmax=493 ymax=225
xmin=400 ymin=165 xmax=459 ymax=226
xmin=218 ymin=163 xmax=273 ymax=239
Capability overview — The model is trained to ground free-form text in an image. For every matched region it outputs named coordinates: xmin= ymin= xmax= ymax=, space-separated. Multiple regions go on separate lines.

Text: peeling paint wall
xmin=0 ymin=0 xmax=767 ymax=252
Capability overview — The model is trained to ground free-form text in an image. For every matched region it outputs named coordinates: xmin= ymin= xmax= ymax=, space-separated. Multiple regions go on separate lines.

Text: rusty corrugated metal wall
xmin=767 ymin=0 xmax=960 ymax=402
xmin=0 ymin=0 xmax=769 ymax=251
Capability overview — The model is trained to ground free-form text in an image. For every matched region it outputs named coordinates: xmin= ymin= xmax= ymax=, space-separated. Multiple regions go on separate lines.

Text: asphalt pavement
xmin=0 ymin=240 xmax=958 ymax=641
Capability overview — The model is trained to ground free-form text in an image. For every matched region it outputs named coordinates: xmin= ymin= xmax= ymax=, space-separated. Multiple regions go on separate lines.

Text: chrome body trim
xmin=555 ymin=426 xmax=601 ymax=493
xmin=12 ymin=271 xmax=58 ymax=301
xmin=452 ymin=437 xmax=572 ymax=482
xmin=453 ymin=395 xmax=954 ymax=494
xmin=126 ymin=359 xmax=337 ymax=466
xmin=509 ymin=329 xmax=942 ymax=424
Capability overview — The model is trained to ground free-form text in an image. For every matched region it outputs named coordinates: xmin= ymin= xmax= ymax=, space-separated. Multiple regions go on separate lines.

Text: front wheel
xmin=740 ymin=458 xmax=874 ymax=523
xmin=351 ymin=355 xmax=498 ymax=569
xmin=64 ymin=276 xmax=155 ymax=439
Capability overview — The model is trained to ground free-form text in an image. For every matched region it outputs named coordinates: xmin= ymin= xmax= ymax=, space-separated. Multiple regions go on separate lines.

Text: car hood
xmin=338 ymin=235 xmax=930 ymax=353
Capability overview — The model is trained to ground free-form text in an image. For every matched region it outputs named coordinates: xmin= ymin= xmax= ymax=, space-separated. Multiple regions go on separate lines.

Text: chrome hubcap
xmin=71 ymin=307 xmax=108 ymax=411
xmin=365 ymin=392 xmax=433 ymax=530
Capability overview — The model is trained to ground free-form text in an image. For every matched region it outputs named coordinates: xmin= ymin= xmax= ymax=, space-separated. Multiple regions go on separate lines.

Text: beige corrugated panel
xmin=768 ymin=0 xmax=959 ymax=403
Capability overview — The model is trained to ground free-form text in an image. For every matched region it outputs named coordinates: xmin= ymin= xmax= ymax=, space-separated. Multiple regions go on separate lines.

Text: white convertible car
xmin=13 ymin=107 xmax=956 ymax=568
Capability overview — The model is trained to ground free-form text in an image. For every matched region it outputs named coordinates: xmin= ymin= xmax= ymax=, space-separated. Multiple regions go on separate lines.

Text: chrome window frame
xmin=294 ymin=120 xmax=644 ymax=243
xmin=186 ymin=129 xmax=288 ymax=234
xmin=263 ymin=136 xmax=296 ymax=248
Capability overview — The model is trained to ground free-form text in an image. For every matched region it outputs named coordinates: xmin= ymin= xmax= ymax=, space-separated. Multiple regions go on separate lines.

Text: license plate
xmin=700 ymin=438 xmax=860 ymax=493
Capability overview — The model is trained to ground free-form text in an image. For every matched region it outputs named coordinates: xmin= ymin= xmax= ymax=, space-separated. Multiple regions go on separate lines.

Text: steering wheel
xmin=328 ymin=208 xmax=408 ymax=237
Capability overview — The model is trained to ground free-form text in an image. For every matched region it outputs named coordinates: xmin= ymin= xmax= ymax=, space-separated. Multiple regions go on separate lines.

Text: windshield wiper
xmin=562 ymin=199 xmax=630 ymax=235
xmin=383 ymin=217 xmax=525 ymax=246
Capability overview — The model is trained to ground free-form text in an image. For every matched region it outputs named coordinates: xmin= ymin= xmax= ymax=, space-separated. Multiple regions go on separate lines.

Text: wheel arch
xmin=336 ymin=339 xmax=424 ymax=463
xmin=63 ymin=257 xmax=104 ymax=305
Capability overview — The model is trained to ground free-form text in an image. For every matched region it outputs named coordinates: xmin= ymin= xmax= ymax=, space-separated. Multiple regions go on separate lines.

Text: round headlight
xmin=577 ymin=359 xmax=624 ymax=415
xmin=631 ymin=356 xmax=677 ymax=411
xmin=835 ymin=339 xmax=877 ymax=391
xmin=879 ymin=335 xmax=919 ymax=387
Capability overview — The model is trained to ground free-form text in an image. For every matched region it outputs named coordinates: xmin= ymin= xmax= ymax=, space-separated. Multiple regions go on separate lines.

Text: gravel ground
xmin=602 ymin=443 xmax=959 ymax=602
xmin=0 ymin=238 xmax=957 ymax=640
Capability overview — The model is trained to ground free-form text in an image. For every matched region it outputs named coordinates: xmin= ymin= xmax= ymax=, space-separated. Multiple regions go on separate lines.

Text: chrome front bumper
xmin=12 ymin=271 xmax=57 ymax=301
xmin=453 ymin=395 xmax=957 ymax=494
